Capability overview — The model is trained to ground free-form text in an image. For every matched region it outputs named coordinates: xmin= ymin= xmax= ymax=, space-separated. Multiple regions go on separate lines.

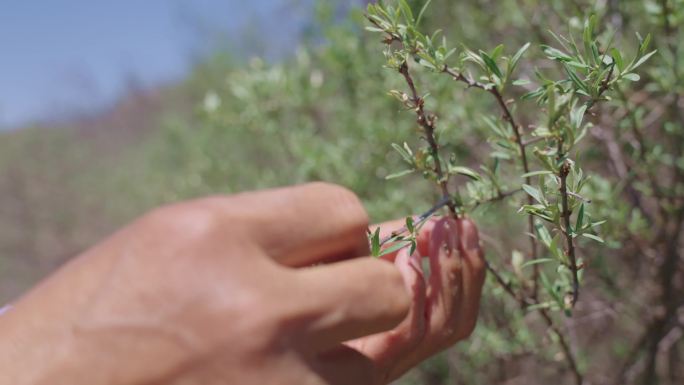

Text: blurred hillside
xmin=0 ymin=82 xmax=190 ymax=300
xmin=0 ymin=0 xmax=363 ymax=301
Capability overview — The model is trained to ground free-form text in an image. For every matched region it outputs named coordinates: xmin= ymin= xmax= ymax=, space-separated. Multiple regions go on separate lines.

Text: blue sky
xmin=0 ymin=0 xmax=313 ymax=128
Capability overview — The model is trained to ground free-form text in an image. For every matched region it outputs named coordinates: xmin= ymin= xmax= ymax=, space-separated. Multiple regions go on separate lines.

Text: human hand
xmin=0 ymin=183 xmax=484 ymax=385
xmin=350 ymin=212 xmax=485 ymax=383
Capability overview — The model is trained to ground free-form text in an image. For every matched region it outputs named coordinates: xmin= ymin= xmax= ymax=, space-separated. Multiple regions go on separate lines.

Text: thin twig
xmin=559 ymin=63 xmax=617 ymax=306
xmin=559 ymin=162 xmax=579 ymax=306
xmin=398 ymin=62 xmax=458 ymax=219
xmin=522 ymin=136 xmax=546 ymax=147
xmin=540 ymin=310 xmax=584 ymax=385
xmin=370 ymin=19 xmax=583 ymax=383
xmin=471 ymin=189 xmax=523 ymax=210
xmin=485 ymin=260 xmax=530 ymax=309
xmin=379 ymin=196 xmax=451 ymax=245
xmin=381 ymin=191 xmax=522 ymax=245
xmin=444 ymin=65 xmax=540 ymax=298
xmin=486 ymin=254 xmax=583 ymax=385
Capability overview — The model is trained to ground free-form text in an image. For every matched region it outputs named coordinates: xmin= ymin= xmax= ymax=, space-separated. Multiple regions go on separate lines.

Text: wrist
xmin=0 ymin=260 xmax=192 ymax=385
xmin=0 ymin=302 xmax=88 ymax=385
xmin=0 ymin=295 xmax=194 ymax=385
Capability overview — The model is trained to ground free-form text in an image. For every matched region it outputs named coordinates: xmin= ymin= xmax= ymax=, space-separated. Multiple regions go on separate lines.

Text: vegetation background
xmin=0 ymin=0 xmax=682 ymax=384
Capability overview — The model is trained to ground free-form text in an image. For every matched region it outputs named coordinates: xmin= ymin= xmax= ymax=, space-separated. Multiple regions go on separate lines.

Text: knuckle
xmin=467 ymin=252 xmax=486 ymax=274
xmin=141 ymin=199 xmax=222 ymax=241
xmin=309 ymin=182 xmax=369 ymax=225
xmin=458 ymin=217 xmax=478 ymax=234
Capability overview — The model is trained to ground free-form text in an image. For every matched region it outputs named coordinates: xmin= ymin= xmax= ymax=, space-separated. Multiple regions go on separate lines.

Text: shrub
xmin=179 ymin=1 xmax=682 ymax=383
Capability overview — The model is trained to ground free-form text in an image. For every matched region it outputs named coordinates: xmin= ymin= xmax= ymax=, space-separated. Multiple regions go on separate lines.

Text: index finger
xmin=220 ymin=182 xmax=370 ymax=267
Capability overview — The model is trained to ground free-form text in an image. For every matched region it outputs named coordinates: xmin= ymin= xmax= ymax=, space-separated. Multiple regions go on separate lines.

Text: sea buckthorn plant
xmin=362 ymin=1 xmax=678 ymax=384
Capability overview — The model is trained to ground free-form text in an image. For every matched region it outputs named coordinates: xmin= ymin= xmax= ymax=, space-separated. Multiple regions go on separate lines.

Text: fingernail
xmin=431 ymin=219 xmax=457 ymax=257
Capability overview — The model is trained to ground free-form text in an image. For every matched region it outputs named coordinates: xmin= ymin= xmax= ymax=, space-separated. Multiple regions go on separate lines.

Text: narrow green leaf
xmin=398 ymin=0 xmax=414 ymax=23
xmin=523 ymin=184 xmax=545 ymax=204
xmin=444 ymin=47 xmax=458 ymax=60
xmin=571 ymin=104 xmax=588 ymax=130
xmin=391 ymin=143 xmax=414 ymax=165
xmin=508 ymin=42 xmax=530 ymax=75
xmin=491 ymin=151 xmax=512 ymax=160
xmin=378 ymin=241 xmax=411 ymax=257
xmin=590 ymin=42 xmax=601 ymax=66
xmin=542 ymin=46 xmax=573 ymax=62
xmin=415 ymin=0 xmax=432 ymax=26
xmin=526 ymin=302 xmax=555 ymax=312
xmin=406 ymin=216 xmax=415 ymax=233
xmin=582 ymin=233 xmax=605 ymax=243
xmin=576 ymin=89 xmax=591 ymax=97
xmin=418 ymin=59 xmax=437 ymax=70
xmin=610 ymin=48 xmax=624 ymax=71
xmin=521 ymin=258 xmax=554 ymax=269
xmin=490 ymin=44 xmax=505 ymax=60
xmin=371 ymin=227 xmax=380 ymax=257
xmin=576 ymin=203 xmax=585 ymax=231
xmin=583 ymin=15 xmax=596 ymax=62
xmin=462 ymin=47 xmax=486 ymax=70
xmin=566 ymin=60 xmax=590 ymax=69
xmin=512 ymin=78 xmax=531 ymax=86
xmin=563 ymin=64 xmax=589 ymax=93
xmin=622 ymin=73 xmax=641 ymax=82
xmin=630 ymin=50 xmax=657 ymax=71
xmin=639 ymin=33 xmax=652 ymax=54
xmin=365 ymin=26 xmax=385 ymax=33
xmin=540 ymin=271 xmax=563 ymax=306
xmin=521 ymin=170 xmax=554 ymax=178
xmin=409 ymin=240 xmax=417 ymax=256
xmin=480 ymin=51 xmax=503 ymax=78
xmin=386 ymin=169 xmax=415 ymax=180
xmin=548 ymin=236 xmax=565 ymax=262
xmin=403 ymin=142 xmax=414 ymax=156
xmin=449 ymin=165 xmax=482 ymax=181
xmin=535 ymin=222 xmax=553 ymax=247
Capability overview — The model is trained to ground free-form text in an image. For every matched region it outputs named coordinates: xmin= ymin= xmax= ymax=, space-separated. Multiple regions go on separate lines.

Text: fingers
xmin=303 ymin=216 xmax=485 ymax=384
xmin=345 ymin=247 xmax=426 ymax=379
xmin=425 ymin=217 xmax=463 ymax=335
xmin=388 ymin=249 xmax=427 ymax=353
xmin=289 ymin=257 xmax=411 ymax=350
xmin=310 ymin=345 xmax=377 ymax=385
xmin=220 ymin=183 xmax=371 ymax=266
xmin=455 ymin=219 xmax=486 ymax=339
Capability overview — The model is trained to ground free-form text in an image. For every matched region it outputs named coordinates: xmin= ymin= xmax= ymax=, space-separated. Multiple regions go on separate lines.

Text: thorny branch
xmin=559 ymin=63 xmax=615 ymax=306
xmin=366 ymin=10 xmax=646 ymax=384
xmin=397 ymin=61 xmax=458 ymax=219
xmin=441 ymin=50 xmax=584 ymax=384
xmin=396 ymin=61 xmax=582 ymax=384
xmin=443 ymin=66 xmax=541 ymax=298
xmin=540 ymin=310 xmax=583 ymax=385
xmin=486 ymin=249 xmax=584 ymax=385
xmin=558 ymin=162 xmax=579 ymax=306
xmin=380 ymin=190 xmax=521 ymax=246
